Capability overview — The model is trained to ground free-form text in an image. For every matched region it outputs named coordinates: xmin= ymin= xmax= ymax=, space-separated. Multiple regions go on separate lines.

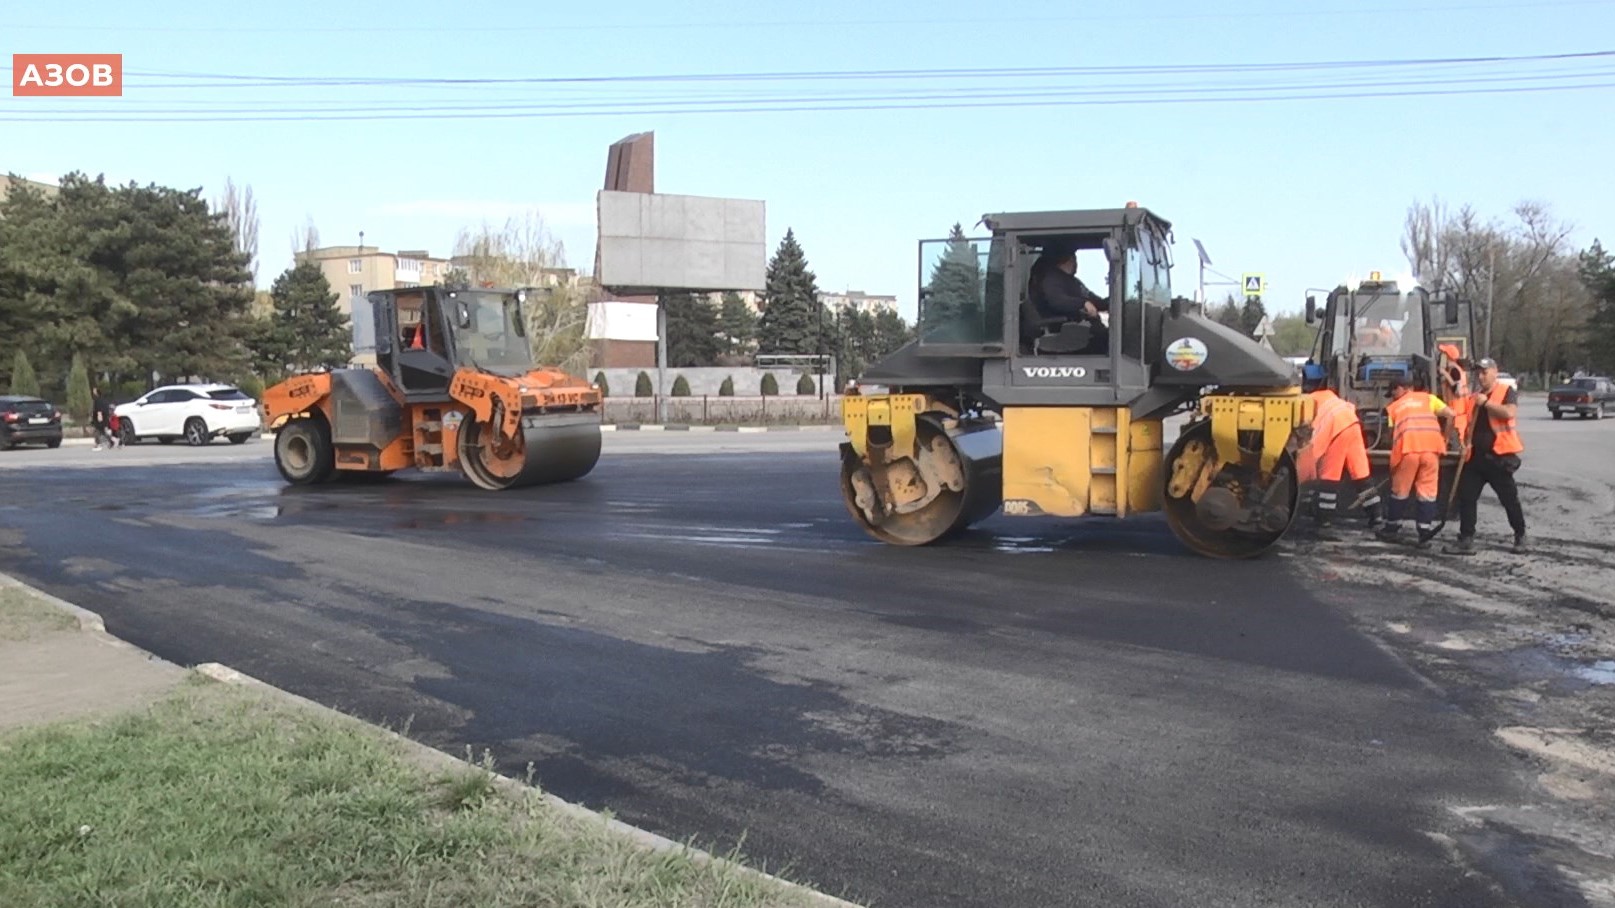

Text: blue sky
xmin=5 ymin=0 xmax=1614 ymax=322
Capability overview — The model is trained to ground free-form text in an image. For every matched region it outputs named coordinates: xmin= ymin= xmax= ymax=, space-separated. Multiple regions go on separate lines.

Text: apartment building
xmin=296 ymin=245 xmax=455 ymax=314
xmin=820 ymin=290 xmax=897 ymax=315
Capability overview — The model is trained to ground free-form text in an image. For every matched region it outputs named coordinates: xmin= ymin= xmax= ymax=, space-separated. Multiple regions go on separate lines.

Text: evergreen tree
xmin=796 ymin=372 xmax=816 ymax=395
xmin=671 ymin=374 xmax=691 ymax=396
xmin=9 ymin=350 xmax=39 ymax=397
xmin=921 ymin=223 xmax=984 ymax=339
xmin=1239 ymin=295 xmax=1268 ymax=338
xmin=757 ymin=229 xmax=828 ymax=355
xmin=719 ymin=291 xmax=758 ymax=355
xmin=1580 ymin=239 xmax=1615 ymax=372
xmin=66 ymin=353 xmax=91 ymax=423
xmin=1213 ymin=296 xmax=1243 ymax=330
xmin=635 ymin=371 xmax=653 ymax=396
xmin=719 ymin=375 xmax=735 ymax=396
xmin=593 ymin=371 xmax=609 ymax=397
xmin=661 ymin=291 xmax=723 ymax=367
xmin=761 ymin=372 xmax=779 ymax=395
xmin=252 ymin=260 xmax=350 ymax=376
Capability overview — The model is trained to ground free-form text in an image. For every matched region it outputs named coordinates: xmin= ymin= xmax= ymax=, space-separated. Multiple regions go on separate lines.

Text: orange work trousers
xmin=1317 ymin=431 xmax=1371 ymax=483
xmin=1390 ymin=452 xmax=1440 ymax=502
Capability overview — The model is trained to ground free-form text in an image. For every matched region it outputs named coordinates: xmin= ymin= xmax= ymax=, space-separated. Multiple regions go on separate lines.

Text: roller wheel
xmin=458 ymin=412 xmax=602 ymax=491
xmin=840 ymin=415 xmax=1003 ymax=546
xmin=1162 ymin=419 xmax=1297 ymax=559
xmin=274 ymin=418 xmax=336 ymax=485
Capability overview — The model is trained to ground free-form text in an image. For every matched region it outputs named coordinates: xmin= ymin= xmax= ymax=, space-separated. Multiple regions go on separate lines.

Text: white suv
xmin=115 ymin=383 xmax=262 ymax=446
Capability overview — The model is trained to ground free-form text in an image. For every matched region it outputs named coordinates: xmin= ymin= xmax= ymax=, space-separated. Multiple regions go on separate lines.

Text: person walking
xmin=1376 ymin=376 xmax=1454 ymax=547
xmin=1444 ymin=357 xmax=1528 ymax=555
xmin=90 ymin=385 xmax=115 ymax=450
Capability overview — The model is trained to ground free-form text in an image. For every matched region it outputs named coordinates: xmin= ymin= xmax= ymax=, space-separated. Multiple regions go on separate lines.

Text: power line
xmin=3 ymin=79 xmax=1609 ymax=123
xmin=4 ymin=0 xmax=1605 ymax=33
xmin=39 ymin=48 xmax=1611 ymax=90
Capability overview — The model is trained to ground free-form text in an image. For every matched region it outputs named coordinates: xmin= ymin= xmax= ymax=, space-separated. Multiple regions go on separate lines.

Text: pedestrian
xmin=1298 ymin=367 xmax=1382 ymax=537
xmin=1376 ymin=375 xmax=1454 ymax=547
xmin=90 ymin=384 xmax=114 ymax=450
xmin=1444 ymin=357 xmax=1528 ymax=555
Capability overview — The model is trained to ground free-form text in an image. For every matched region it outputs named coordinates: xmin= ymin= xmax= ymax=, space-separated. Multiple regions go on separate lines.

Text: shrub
xmin=66 ymin=354 xmax=91 ymax=422
xmin=9 ymin=350 xmax=39 ymax=397
xmin=671 ymin=374 xmax=691 ymax=396
xmin=796 ymin=372 xmax=816 ymax=395
xmin=718 ymin=376 xmax=735 ymax=396
xmin=593 ymin=371 xmax=609 ymax=397
xmin=634 ymin=371 xmax=653 ymax=397
xmin=761 ymin=373 xmax=779 ymax=396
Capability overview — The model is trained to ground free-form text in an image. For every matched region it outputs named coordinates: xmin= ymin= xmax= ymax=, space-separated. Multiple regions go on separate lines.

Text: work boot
xmin=1375 ymin=523 xmax=1401 ymax=542
xmin=1511 ymin=533 xmax=1531 ymax=554
xmin=1443 ymin=535 xmax=1476 ymax=556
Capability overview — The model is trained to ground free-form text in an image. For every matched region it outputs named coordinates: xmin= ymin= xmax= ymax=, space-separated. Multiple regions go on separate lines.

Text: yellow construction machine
xmin=262 ymin=286 xmax=602 ymax=489
xmin=838 ymin=205 xmax=1313 ymax=558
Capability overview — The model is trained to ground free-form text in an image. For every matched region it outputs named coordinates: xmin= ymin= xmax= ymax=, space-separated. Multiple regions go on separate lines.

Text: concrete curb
xmin=59 ymin=433 xmax=275 ymax=448
xmin=5 ymin=572 xmax=865 ymax=908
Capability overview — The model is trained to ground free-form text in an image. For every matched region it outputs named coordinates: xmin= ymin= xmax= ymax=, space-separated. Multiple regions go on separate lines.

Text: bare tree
xmin=450 ymin=208 xmax=589 ymax=373
xmin=216 ymin=177 xmax=260 ymax=284
xmin=1403 ymin=197 xmax=1589 ymax=379
xmin=289 ymin=216 xmax=320 ymax=259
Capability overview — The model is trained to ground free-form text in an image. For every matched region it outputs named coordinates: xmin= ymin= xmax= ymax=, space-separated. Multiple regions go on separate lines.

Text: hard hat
xmin=1437 ymin=343 xmax=1461 ymax=361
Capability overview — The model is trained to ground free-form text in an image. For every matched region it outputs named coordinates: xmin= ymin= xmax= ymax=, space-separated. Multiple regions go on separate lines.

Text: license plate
xmin=28 ymin=417 xmax=46 ymax=424
xmin=236 ymin=406 xmax=253 ymax=414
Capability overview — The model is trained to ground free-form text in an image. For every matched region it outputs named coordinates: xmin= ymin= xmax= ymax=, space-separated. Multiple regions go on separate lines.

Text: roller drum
xmin=1161 ymin=419 xmax=1297 ymax=559
xmin=460 ymin=411 xmax=602 ymax=491
xmin=841 ymin=415 xmax=1003 ymax=546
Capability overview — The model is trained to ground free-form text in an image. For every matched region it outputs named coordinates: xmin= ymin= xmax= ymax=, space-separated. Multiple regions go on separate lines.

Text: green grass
xmin=0 ymin=680 xmax=824 ymax=908
xmin=0 ymin=587 xmax=76 ymax=642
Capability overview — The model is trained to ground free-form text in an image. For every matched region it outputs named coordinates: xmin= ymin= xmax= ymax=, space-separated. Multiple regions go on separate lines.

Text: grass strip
xmin=0 ymin=678 xmax=821 ymax=908
xmin=0 ymin=587 xmax=76 ymax=642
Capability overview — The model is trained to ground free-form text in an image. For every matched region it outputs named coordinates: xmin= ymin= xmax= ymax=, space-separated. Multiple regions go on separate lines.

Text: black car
xmin=1547 ymin=376 xmax=1615 ymax=419
xmin=0 ymin=395 xmax=65 ymax=449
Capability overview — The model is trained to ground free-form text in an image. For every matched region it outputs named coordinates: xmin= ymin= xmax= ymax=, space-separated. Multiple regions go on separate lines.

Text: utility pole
xmin=1485 ymin=244 xmax=1495 ymax=356
xmin=655 ymin=296 xmax=668 ymax=424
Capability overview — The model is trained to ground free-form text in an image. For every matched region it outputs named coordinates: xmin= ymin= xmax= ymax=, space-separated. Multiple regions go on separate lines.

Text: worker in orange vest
xmin=1375 ymin=375 xmax=1455 ymax=547
xmin=1298 ymin=372 xmax=1382 ymax=537
xmin=1444 ymin=357 xmax=1529 ymax=555
xmin=1437 ymin=344 xmax=1473 ymax=445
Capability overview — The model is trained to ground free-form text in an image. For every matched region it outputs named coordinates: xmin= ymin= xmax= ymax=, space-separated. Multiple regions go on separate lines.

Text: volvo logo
xmin=1021 ymin=366 xmax=1088 ymax=379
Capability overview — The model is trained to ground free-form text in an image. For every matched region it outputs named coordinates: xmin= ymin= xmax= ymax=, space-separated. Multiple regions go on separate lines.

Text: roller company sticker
xmin=1166 ymin=337 xmax=1208 ymax=371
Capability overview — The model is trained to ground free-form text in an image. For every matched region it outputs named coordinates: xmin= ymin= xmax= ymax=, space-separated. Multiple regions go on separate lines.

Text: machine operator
xmin=1028 ymin=244 xmax=1109 ymax=354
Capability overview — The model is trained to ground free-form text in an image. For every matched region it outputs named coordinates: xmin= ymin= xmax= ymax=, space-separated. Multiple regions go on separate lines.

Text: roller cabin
xmin=838 ymin=204 xmax=1314 ymax=559
xmin=262 ymin=286 xmax=602 ymax=490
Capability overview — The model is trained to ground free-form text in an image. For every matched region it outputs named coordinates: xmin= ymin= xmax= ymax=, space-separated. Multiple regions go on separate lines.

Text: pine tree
xmin=8 ymin=350 xmax=39 ymax=397
xmin=662 ymin=291 xmax=722 ymax=367
xmin=1579 ymin=239 xmax=1615 ymax=371
xmin=1239 ymin=295 xmax=1268 ymax=338
xmin=921 ymin=223 xmax=984 ymax=340
xmin=757 ymin=229 xmax=828 ymax=355
xmin=719 ymin=291 xmax=757 ymax=355
xmin=66 ymin=353 xmax=91 ymax=423
xmin=262 ymin=260 xmax=350 ymax=374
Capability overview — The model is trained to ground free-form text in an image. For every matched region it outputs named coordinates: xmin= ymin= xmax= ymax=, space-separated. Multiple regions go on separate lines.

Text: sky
xmin=5 ymin=0 xmax=1615 ymax=324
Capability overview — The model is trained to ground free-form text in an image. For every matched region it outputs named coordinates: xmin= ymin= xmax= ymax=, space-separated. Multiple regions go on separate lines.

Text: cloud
xmin=370 ymin=199 xmax=596 ymax=228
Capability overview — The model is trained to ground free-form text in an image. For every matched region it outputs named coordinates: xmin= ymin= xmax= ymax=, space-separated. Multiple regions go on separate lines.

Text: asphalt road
xmin=0 ymin=424 xmax=1586 ymax=907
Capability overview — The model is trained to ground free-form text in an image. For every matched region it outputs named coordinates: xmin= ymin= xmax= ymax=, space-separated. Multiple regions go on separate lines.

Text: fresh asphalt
xmin=0 ymin=431 xmax=1575 ymax=908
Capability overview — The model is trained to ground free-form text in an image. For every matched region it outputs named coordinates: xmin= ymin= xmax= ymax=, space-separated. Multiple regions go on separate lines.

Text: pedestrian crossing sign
xmin=1242 ymin=273 xmax=1264 ymax=298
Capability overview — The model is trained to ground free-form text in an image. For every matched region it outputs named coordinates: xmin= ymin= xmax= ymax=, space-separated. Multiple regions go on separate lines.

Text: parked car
xmin=0 ymin=395 xmax=64 ymax=449
xmin=114 ymin=383 xmax=261 ymax=446
xmin=1495 ymin=371 xmax=1518 ymax=391
xmin=1547 ymin=376 xmax=1615 ymax=420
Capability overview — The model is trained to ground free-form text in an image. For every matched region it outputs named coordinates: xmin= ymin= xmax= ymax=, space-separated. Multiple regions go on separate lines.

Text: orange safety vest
xmin=1386 ymin=391 xmax=1447 ymax=459
xmin=1442 ymin=362 xmax=1472 ymax=443
xmin=1466 ymin=382 xmax=1524 ymax=460
xmin=1300 ymin=390 xmax=1351 ymax=478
